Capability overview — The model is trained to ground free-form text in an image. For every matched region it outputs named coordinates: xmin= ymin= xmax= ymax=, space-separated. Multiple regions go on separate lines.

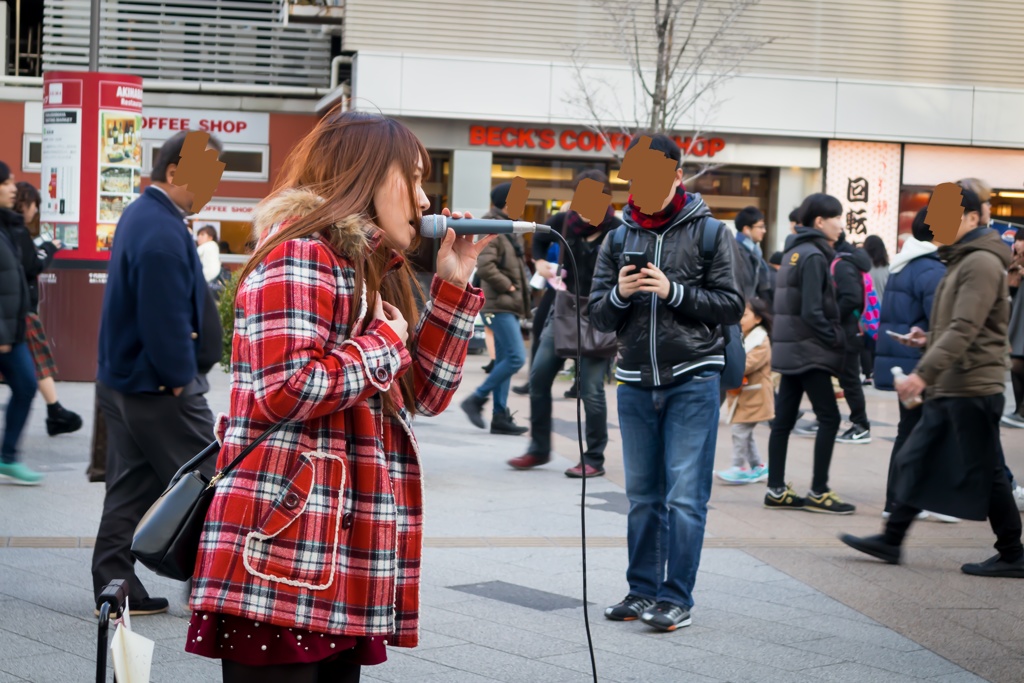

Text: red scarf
xmin=628 ymin=186 xmax=688 ymax=229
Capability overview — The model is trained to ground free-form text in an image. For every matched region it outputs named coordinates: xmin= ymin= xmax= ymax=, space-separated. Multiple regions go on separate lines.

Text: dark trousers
xmin=884 ymin=401 xmax=922 ymax=513
xmin=768 ymin=369 xmax=841 ymax=493
xmin=837 ymin=348 xmax=869 ymax=428
xmin=528 ymin=288 xmax=556 ymax=368
xmin=0 ymin=343 xmax=37 ymax=463
xmin=886 ymin=467 xmax=1023 ymax=561
xmin=1011 ymin=357 xmax=1024 ymax=417
xmin=91 ymin=382 xmax=215 ymax=600
xmin=527 ymin=317 xmax=608 ymax=468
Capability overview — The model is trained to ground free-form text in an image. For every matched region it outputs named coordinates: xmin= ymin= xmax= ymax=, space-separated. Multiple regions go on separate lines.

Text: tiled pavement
xmin=0 ymin=364 xmax=1020 ymax=682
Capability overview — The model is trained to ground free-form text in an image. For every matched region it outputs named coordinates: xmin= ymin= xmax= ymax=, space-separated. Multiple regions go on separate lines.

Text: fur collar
xmin=251 ymin=187 xmax=378 ymax=258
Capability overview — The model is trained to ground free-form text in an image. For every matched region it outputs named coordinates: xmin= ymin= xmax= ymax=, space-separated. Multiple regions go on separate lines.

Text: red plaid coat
xmin=190 ymin=199 xmax=482 ymax=648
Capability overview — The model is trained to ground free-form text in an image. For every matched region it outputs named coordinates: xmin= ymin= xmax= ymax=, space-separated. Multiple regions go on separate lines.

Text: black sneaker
xmin=46 ymin=405 xmax=83 ymax=436
xmin=564 ymin=382 xmax=578 ymax=400
xmin=604 ymin=594 xmax=655 ymax=621
xmin=836 ymin=424 xmax=871 ymax=444
xmin=511 ymin=382 xmax=530 ymax=396
xmin=490 ymin=408 xmax=528 ymax=435
xmin=793 ymin=421 xmax=819 ymax=437
xmin=804 ymin=490 xmax=856 ymax=515
xmin=839 ymin=533 xmax=901 ymax=564
xmin=961 ymin=554 xmax=1024 ymax=578
xmin=764 ymin=484 xmax=805 ymax=510
xmin=460 ymin=394 xmax=488 ymax=429
xmin=94 ymin=596 xmax=169 ymax=617
xmin=641 ymin=601 xmax=691 ymax=631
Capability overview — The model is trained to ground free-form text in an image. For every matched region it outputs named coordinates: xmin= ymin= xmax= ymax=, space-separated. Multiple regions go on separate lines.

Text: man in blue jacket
xmin=874 ymin=208 xmax=946 ymax=516
xmin=91 ymin=131 xmax=223 ymax=615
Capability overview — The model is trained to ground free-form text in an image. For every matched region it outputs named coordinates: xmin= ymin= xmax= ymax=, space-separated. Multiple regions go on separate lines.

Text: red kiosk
xmin=37 ymin=71 xmax=143 ymax=381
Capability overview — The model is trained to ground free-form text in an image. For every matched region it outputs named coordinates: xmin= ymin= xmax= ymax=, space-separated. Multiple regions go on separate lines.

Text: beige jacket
xmin=724 ymin=326 xmax=775 ymax=424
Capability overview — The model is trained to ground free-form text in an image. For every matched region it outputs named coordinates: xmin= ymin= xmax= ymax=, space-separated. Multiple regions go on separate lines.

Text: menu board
xmin=97 ymin=111 xmax=143 ymax=223
xmin=41 ymin=109 xmax=83 ymax=223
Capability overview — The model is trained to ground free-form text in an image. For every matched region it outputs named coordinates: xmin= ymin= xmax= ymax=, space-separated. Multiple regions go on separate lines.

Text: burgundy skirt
xmin=185 ymin=610 xmax=388 ymax=667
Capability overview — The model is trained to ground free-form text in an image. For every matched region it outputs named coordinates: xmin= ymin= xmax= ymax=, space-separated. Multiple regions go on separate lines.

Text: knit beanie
xmin=491 ymin=182 xmax=512 ymax=209
xmin=0 ymin=161 xmax=10 ymax=185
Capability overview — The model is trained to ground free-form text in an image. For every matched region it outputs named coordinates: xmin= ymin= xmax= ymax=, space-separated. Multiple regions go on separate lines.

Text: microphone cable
xmin=549 ymin=231 xmax=599 ymax=683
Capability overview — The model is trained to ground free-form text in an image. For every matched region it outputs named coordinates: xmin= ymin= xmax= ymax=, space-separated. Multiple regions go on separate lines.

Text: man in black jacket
xmin=0 ymin=161 xmax=41 ymax=485
xmin=734 ymin=205 xmax=774 ymax=304
xmin=589 ymin=135 xmax=744 ymax=632
xmin=91 ymin=133 xmax=223 ymax=615
xmin=832 ymin=233 xmax=873 ymax=444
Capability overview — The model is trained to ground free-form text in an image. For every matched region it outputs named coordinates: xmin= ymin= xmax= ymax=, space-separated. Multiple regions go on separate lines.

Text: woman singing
xmin=188 ymin=110 xmax=490 ymax=682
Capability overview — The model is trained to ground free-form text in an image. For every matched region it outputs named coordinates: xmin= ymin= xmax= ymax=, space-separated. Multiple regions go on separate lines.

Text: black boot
xmin=490 ymin=408 xmax=529 ymax=436
xmin=46 ymin=403 xmax=83 ymax=437
xmin=482 ymin=359 xmax=495 ymax=374
xmin=461 ymin=394 xmax=488 ymax=429
xmin=511 ymin=382 xmax=530 ymax=396
xmin=564 ymin=381 xmax=579 ymax=400
xmin=839 ymin=533 xmax=901 ymax=565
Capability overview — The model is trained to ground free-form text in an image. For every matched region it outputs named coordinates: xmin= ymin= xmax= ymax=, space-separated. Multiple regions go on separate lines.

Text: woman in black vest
xmin=765 ymin=193 xmax=854 ymax=514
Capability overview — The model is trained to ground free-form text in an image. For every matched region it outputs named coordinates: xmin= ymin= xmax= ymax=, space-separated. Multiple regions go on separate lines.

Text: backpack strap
xmin=699 ymin=217 xmax=725 ymax=285
xmin=611 ymin=223 xmax=627 ymax=255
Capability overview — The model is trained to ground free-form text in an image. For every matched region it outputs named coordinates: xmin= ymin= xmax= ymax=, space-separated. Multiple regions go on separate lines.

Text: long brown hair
xmin=238 ymin=108 xmax=429 ymax=415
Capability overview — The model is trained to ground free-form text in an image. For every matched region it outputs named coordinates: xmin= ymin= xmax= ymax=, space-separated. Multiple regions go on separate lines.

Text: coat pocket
xmin=242 ymin=450 xmax=348 ymax=590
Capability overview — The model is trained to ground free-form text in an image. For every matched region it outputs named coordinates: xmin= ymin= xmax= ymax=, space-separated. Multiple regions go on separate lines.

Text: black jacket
xmin=735 ymin=233 xmax=774 ymax=304
xmin=532 ymin=210 xmax=621 ymax=296
xmin=832 ymin=238 xmax=872 ymax=351
xmin=0 ymin=209 xmax=31 ymax=346
xmin=771 ymin=226 xmax=845 ymax=375
xmin=589 ymin=193 xmax=745 ymax=387
xmin=0 ymin=211 xmax=58 ymax=313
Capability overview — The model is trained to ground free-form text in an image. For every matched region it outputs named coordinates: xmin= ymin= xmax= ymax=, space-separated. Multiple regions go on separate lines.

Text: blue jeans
xmin=473 ymin=313 xmax=526 ymax=414
xmin=0 ymin=343 xmax=38 ymax=464
xmin=617 ymin=371 xmax=720 ymax=609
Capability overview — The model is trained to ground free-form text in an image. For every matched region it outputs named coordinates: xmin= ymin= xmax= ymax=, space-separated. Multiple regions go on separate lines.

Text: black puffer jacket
xmin=589 ymin=194 xmax=745 ymax=387
xmin=0 ymin=209 xmax=30 ymax=345
xmin=831 ymin=237 xmax=872 ymax=351
xmin=1 ymin=210 xmax=58 ymax=313
xmin=771 ymin=226 xmax=845 ymax=375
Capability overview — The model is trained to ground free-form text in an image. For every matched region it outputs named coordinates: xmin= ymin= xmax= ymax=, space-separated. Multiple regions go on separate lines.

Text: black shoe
xmin=490 ymin=408 xmax=528 ymax=435
xmin=641 ymin=601 xmax=691 ymax=631
xmin=46 ymin=405 xmax=83 ymax=436
xmin=604 ymin=593 xmax=655 ymax=621
xmin=961 ymin=554 xmax=1024 ymax=578
xmin=482 ymin=359 xmax=495 ymax=374
xmin=511 ymin=382 xmax=530 ymax=396
xmin=564 ymin=383 xmax=578 ymax=400
xmin=94 ymin=596 xmax=169 ymax=617
xmin=836 ymin=424 xmax=871 ymax=444
xmin=804 ymin=490 xmax=857 ymax=515
xmin=839 ymin=533 xmax=901 ymax=564
xmin=461 ymin=394 xmax=488 ymax=429
xmin=764 ymin=484 xmax=805 ymax=510
xmin=793 ymin=421 xmax=818 ymax=437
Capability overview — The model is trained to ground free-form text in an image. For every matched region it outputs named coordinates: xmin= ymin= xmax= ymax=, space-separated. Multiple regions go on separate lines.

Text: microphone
xmin=419 ymin=214 xmax=552 ymax=239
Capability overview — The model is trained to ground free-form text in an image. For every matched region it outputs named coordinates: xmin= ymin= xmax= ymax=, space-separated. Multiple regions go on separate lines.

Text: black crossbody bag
xmin=131 ymin=422 xmax=286 ymax=581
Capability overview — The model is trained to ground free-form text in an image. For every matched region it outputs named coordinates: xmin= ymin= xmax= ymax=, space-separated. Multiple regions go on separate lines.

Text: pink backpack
xmin=831 ymin=257 xmax=881 ymax=340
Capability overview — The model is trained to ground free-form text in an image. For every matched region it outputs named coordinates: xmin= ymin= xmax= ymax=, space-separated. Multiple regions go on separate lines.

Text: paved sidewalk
xmin=0 ymin=364 xmax=1020 ymax=682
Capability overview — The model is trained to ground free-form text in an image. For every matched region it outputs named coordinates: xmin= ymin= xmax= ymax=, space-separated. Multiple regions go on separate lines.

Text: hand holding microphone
xmin=429 ymin=209 xmax=539 ymax=289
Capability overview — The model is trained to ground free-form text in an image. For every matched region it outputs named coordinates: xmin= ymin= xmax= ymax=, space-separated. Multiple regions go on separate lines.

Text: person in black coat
xmin=766 ymin=193 xmax=853 ymax=514
xmin=831 ymin=233 xmax=873 ymax=444
xmin=8 ymin=182 xmax=83 ymax=436
xmin=0 ymin=161 xmax=42 ymax=485
xmin=91 ymin=131 xmax=224 ymax=615
xmin=734 ymin=205 xmax=774 ymax=304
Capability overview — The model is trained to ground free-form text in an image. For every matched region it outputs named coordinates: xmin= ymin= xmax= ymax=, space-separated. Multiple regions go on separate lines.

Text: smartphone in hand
xmin=622 ymin=251 xmax=648 ymax=272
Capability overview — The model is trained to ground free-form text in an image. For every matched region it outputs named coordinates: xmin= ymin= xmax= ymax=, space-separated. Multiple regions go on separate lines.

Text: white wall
xmin=354 ymin=52 xmax=1024 ymax=149
xmin=449 ymin=150 xmax=493 ymax=219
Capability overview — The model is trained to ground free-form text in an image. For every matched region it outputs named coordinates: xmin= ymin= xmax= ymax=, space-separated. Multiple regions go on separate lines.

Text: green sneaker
xmin=0 ymin=462 xmax=44 ymax=486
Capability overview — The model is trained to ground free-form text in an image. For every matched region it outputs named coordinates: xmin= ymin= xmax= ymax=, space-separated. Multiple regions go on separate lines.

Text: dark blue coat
xmin=97 ymin=186 xmax=207 ymax=393
xmin=873 ymin=248 xmax=945 ymax=390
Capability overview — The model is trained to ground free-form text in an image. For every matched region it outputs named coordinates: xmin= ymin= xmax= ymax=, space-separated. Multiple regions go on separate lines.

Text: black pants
xmin=1011 ymin=356 xmax=1024 ymax=417
xmin=768 ymin=369 xmax=841 ymax=493
xmin=884 ymin=400 xmax=922 ymax=513
xmin=222 ymin=659 xmax=360 ymax=683
xmin=886 ymin=467 xmax=1023 ymax=561
xmin=91 ymin=382 xmax=215 ymax=600
xmin=528 ymin=288 xmax=556 ymax=368
xmin=837 ymin=348 xmax=869 ymax=428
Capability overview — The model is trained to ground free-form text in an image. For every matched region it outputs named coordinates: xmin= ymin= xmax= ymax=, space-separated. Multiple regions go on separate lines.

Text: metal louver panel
xmin=43 ymin=0 xmax=332 ymax=88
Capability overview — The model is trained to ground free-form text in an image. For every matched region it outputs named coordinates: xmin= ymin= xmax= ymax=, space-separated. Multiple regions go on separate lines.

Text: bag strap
xmin=206 ymin=422 xmax=287 ymax=489
xmin=699 ymin=217 xmax=724 ymax=285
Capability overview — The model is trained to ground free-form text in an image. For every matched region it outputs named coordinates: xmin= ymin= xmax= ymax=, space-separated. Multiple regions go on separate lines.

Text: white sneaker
xmin=1001 ymin=413 xmax=1024 ymax=429
xmin=881 ymin=510 xmax=929 ymax=521
xmin=923 ymin=511 xmax=960 ymax=523
xmin=1014 ymin=486 xmax=1024 ymax=513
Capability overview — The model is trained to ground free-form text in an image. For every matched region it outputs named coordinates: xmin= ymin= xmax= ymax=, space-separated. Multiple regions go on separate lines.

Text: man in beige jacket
xmin=840 ymin=187 xmax=1022 ymax=578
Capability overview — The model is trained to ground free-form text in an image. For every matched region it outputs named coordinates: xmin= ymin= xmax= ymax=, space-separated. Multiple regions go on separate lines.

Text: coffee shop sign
xmin=469 ymin=125 xmax=726 ymax=157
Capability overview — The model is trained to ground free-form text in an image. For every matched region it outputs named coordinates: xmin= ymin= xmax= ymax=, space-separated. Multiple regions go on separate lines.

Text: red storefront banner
xmin=469 ymin=125 xmax=726 ymax=157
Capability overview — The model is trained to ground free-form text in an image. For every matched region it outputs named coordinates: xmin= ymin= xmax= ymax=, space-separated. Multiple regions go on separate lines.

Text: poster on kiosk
xmin=39 ymin=72 xmax=144 ymax=381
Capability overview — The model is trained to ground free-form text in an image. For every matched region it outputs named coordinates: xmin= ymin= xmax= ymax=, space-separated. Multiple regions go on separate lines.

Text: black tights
xmin=222 ymin=659 xmax=360 ymax=683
